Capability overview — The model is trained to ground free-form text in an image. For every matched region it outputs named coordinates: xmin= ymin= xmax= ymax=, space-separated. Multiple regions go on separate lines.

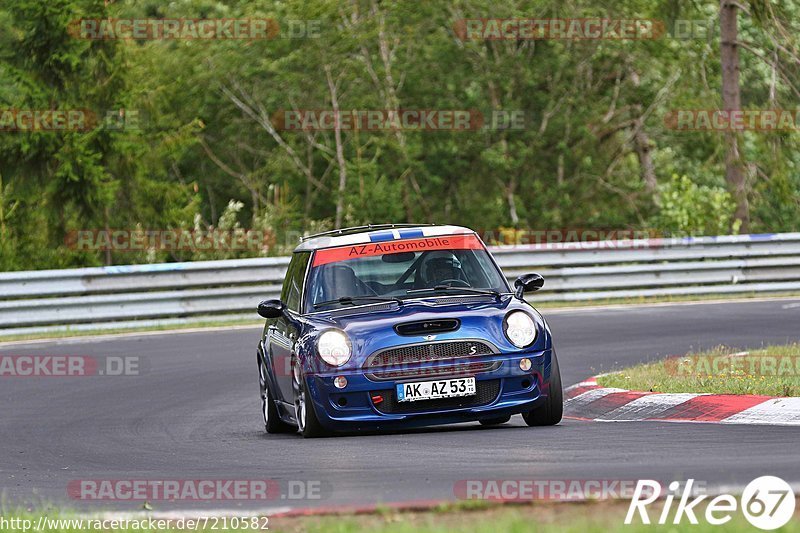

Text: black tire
xmin=479 ymin=416 xmax=511 ymax=426
xmin=293 ymin=364 xmax=329 ymax=438
xmin=522 ymin=350 xmax=563 ymax=427
xmin=259 ymin=358 xmax=294 ymax=434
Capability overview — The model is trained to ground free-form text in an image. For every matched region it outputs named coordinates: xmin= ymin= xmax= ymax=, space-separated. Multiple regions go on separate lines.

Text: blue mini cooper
xmin=256 ymin=224 xmax=562 ymax=437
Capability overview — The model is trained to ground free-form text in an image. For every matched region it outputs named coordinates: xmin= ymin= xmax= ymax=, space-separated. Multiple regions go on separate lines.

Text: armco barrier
xmin=1 ymin=233 xmax=799 ymax=335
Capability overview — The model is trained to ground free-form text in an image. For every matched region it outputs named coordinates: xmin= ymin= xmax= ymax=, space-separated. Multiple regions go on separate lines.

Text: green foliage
xmin=651 ymin=174 xmax=738 ymax=236
xmin=0 ymin=0 xmax=798 ymax=270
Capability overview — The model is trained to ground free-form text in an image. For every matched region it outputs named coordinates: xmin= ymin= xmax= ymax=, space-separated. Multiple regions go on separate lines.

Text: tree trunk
xmin=0 ymin=172 xmax=7 ymax=243
xmin=627 ymin=69 xmax=657 ymax=193
xmin=506 ymin=187 xmax=519 ymax=226
xmin=719 ymin=0 xmax=750 ymax=232
xmin=325 ymin=66 xmax=348 ymax=229
xmin=633 ymin=118 xmax=657 ymax=193
xmin=103 ymin=205 xmax=112 ymax=266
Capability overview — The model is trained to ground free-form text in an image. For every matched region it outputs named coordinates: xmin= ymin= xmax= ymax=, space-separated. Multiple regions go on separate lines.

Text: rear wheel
xmin=259 ymin=358 xmax=294 ymax=434
xmin=479 ymin=416 xmax=511 ymax=426
xmin=522 ymin=350 xmax=563 ymax=427
xmin=293 ymin=360 xmax=329 ymax=438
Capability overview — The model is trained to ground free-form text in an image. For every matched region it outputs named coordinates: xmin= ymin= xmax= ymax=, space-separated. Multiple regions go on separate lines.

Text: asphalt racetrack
xmin=2 ymin=298 xmax=799 ymax=512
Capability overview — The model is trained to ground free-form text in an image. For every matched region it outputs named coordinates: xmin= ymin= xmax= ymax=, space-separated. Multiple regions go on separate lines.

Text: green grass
xmin=277 ymin=504 xmax=797 ymax=532
xmin=2 ymin=500 xmax=799 ymax=533
xmin=597 ymin=344 xmax=800 ymax=396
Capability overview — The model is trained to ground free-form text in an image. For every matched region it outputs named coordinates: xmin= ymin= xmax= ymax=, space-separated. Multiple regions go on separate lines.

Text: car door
xmin=268 ymin=251 xmax=311 ymax=402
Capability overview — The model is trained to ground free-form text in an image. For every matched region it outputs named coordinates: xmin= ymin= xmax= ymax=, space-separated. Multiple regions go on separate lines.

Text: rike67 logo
xmin=626 ymin=477 xmax=796 ymax=530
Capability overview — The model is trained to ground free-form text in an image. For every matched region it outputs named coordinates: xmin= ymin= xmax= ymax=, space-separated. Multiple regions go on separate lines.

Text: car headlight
xmin=317 ymin=330 xmax=351 ymax=366
xmin=504 ymin=311 xmax=537 ymax=348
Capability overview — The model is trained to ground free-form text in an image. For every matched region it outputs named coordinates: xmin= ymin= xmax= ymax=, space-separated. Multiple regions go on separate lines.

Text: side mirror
xmin=514 ymin=273 xmax=544 ymax=299
xmin=257 ymin=299 xmax=285 ymax=319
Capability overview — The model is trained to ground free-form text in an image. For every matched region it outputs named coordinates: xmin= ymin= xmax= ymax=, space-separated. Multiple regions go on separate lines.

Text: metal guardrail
xmin=2 ymin=233 xmax=800 ymax=335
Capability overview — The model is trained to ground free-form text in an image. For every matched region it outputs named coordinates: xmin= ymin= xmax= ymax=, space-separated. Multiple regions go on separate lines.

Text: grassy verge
xmin=2 ymin=499 xmax=799 ymax=533
xmin=274 ymin=500 xmax=800 ymax=533
xmin=2 ymin=292 xmax=799 ymax=344
xmin=597 ymin=344 xmax=800 ymax=396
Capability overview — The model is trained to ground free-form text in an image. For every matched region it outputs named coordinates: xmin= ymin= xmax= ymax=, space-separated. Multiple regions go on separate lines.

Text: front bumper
xmin=304 ymin=348 xmax=555 ymax=432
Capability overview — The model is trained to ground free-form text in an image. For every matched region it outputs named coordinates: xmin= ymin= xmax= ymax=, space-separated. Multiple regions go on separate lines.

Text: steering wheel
xmin=438 ymin=279 xmax=471 ymax=288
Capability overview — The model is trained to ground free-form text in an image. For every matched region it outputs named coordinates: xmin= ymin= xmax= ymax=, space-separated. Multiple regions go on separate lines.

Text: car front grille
xmin=365 ymin=340 xmax=496 ymax=369
xmin=371 ymin=379 xmax=501 ymax=414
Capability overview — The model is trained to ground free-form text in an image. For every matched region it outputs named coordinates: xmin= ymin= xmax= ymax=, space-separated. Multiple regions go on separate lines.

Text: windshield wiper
xmin=405 ymin=285 xmax=503 ymax=298
xmin=313 ymin=295 xmax=403 ymax=309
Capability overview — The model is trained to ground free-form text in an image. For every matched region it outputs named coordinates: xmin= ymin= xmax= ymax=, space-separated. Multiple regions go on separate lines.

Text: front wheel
xmin=522 ymin=350 xmax=563 ymax=427
xmin=293 ymin=360 xmax=329 ymax=438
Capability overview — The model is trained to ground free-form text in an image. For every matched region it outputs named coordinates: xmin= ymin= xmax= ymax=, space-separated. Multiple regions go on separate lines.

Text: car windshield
xmin=305 ymin=234 xmax=509 ymax=310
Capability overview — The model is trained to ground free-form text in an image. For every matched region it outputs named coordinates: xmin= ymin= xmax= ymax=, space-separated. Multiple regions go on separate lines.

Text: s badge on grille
xmin=468 ymin=344 xmax=478 ymax=355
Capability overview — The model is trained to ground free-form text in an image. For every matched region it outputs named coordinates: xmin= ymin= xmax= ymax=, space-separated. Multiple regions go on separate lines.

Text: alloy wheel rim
xmin=268 ymin=386 xmax=269 ymax=425
xmin=259 ymin=364 xmax=269 ymax=425
xmin=295 ymin=390 xmax=306 ymax=433
xmin=292 ymin=359 xmax=305 ymax=432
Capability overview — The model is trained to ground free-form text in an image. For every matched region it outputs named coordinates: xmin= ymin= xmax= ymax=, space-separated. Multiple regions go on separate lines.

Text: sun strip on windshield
xmin=311 ymin=234 xmax=484 ymax=267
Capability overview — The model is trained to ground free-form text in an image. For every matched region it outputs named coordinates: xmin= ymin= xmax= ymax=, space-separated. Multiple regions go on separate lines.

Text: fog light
xmin=333 ymin=376 xmax=347 ymax=389
xmin=519 ymin=358 xmax=532 ymax=371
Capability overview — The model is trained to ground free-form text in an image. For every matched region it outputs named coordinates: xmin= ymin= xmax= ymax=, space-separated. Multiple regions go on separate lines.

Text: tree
xmin=719 ymin=0 xmax=749 ymax=231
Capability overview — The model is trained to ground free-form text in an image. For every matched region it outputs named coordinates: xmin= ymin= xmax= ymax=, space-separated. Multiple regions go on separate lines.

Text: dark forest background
xmin=1 ymin=0 xmax=798 ymax=270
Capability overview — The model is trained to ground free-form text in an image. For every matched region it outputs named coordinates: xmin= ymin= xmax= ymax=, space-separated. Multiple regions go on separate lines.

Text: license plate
xmin=396 ymin=377 xmax=476 ymax=402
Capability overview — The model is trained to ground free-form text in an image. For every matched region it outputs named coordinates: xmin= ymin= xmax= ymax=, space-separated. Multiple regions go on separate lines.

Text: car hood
xmin=300 ymin=295 xmax=551 ymax=369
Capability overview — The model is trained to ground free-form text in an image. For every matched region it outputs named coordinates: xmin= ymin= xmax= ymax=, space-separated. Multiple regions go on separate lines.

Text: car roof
xmin=294 ymin=224 xmax=477 ymax=252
